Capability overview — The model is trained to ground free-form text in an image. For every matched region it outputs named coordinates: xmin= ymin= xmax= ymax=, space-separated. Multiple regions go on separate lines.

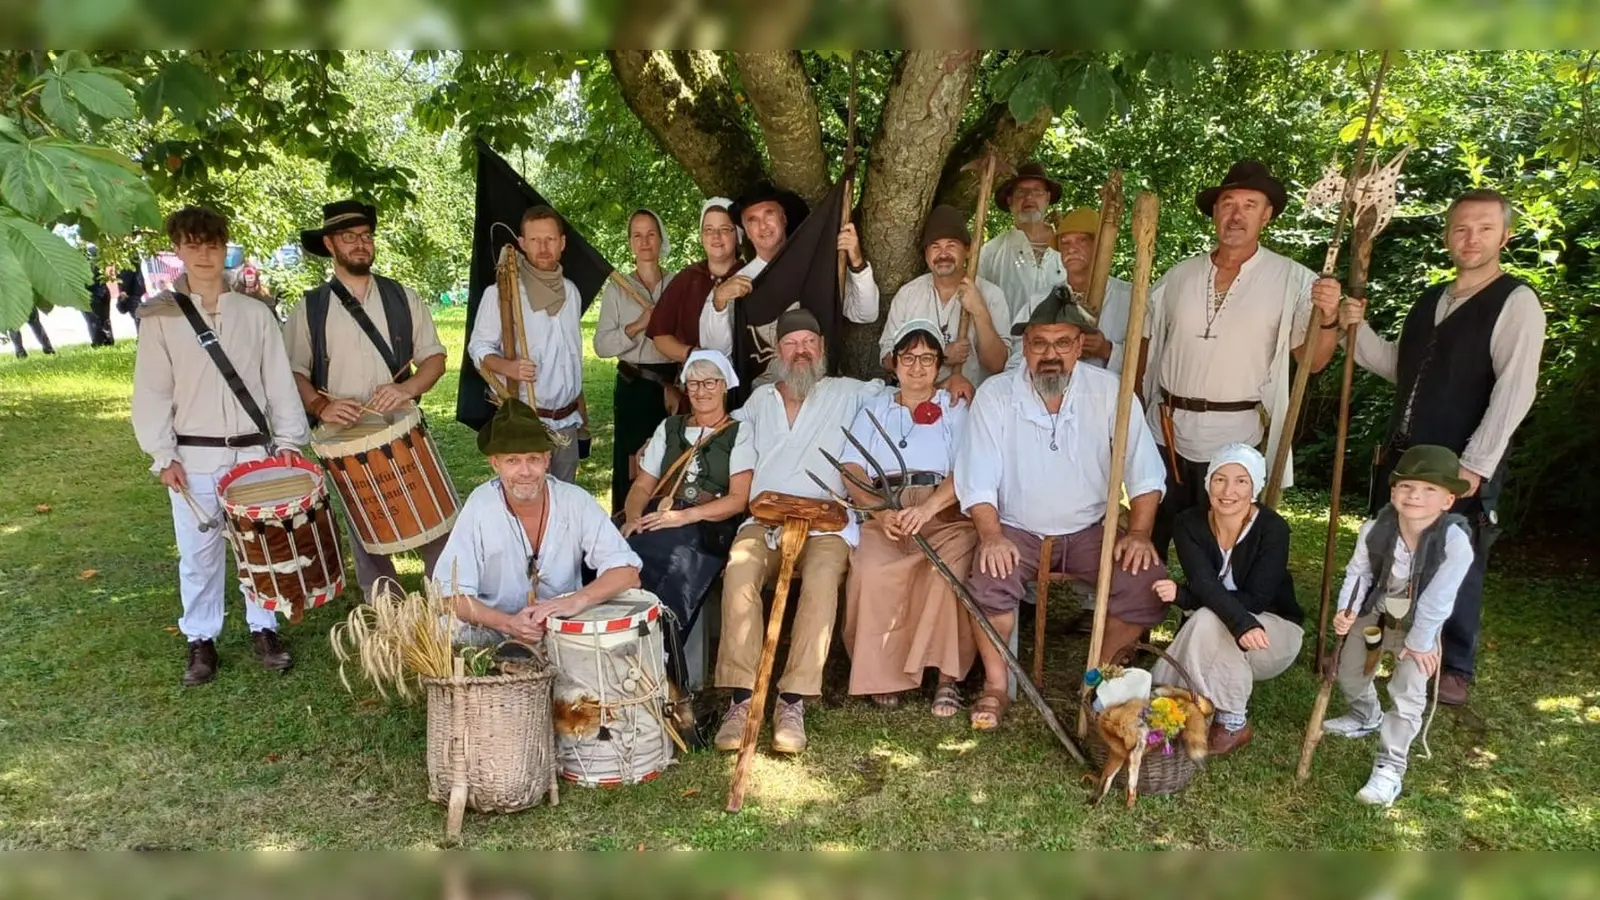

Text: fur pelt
xmin=1089 ymin=687 xmax=1215 ymax=809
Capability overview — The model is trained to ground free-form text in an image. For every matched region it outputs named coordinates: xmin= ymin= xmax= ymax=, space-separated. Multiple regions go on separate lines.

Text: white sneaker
xmin=1322 ymin=711 xmax=1384 ymax=738
xmin=1356 ymin=764 xmax=1404 ymax=807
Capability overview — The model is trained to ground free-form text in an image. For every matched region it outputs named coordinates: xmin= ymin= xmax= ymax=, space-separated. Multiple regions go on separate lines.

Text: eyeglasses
xmin=1012 ymin=187 xmax=1050 ymax=199
xmin=683 ymin=378 xmax=724 ymax=393
xmin=701 ymin=226 xmax=737 ymax=239
xmin=1025 ymin=336 xmax=1081 ymax=355
xmin=897 ymin=352 xmax=941 ymax=369
xmin=334 ymin=231 xmax=375 ymax=246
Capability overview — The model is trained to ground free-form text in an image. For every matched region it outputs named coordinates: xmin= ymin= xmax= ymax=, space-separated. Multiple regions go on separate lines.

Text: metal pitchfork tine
xmin=806 ymin=411 xmax=1087 ymax=765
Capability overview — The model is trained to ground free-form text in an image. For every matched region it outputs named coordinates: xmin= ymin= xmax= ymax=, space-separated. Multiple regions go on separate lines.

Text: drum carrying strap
xmin=326 ymin=277 xmax=413 ymax=383
xmin=171 ymin=293 xmax=271 ymax=438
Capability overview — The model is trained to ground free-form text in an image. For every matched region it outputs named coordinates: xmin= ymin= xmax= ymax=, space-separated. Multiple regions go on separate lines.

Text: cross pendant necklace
xmin=1202 ymin=264 xmax=1231 ymax=340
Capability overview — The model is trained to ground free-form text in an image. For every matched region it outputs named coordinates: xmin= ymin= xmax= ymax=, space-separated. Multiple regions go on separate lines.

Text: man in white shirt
xmin=436 ymin=398 xmax=641 ymax=646
xmin=1142 ymin=161 xmax=1343 ymax=558
xmin=468 ymin=206 xmax=588 ymax=484
xmin=879 ymin=204 xmax=1011 ymax=390
xmin=133 ymin=207 xmax=309 ymax=686
xmin=978 ymin=161 xmax=1068 ymax=324
xmin=957 ymin=294 xmax=1170 ymax=722
xmin=1340 ymin=188 xmax=1546 ymax=707
xmin=697 ymin=181 xmax=879 ymax=357
xmin=1055 ymin=207 xmax=1135 ymax=372
xmin=712 ymin=309 xmax=886 ymax=755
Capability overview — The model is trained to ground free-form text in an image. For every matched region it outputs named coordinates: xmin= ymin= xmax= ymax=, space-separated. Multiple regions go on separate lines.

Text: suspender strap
xmin=171 ymin=293 xmax=271 ymax=438
xmin=327 ymin=278 xmax=409 ymax=381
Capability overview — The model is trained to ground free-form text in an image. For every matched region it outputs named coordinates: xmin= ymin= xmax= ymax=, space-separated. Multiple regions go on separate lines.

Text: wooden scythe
xmin=1080 ymin=170 xmax=1126 ymax=323
xmin=955 ymin=148 xmax=1011 ymax=341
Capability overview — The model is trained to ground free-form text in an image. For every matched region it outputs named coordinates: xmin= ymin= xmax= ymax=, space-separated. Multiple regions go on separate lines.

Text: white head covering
xmin=1206 ymin=442 xmax=1267 ymax=501
xmin=682 ymin=348 xmax=739 ymax=389
xmin=631 ymin=208 xmax=670 ymax=261
xmin=889 ymin=317 xmax=946 ymax=351
xmin=699 ymin=197 xmax=743 ymax=246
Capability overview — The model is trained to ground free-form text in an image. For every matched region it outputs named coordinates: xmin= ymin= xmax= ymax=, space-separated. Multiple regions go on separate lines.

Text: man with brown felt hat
xmin=434 ymin=397 xmax=641 ymax=647
xmin=1141 ymin=160 xmax=1344 ymax=560
xmin=980 ymin=161 xmax=1068 ymax=323
xmin=879 ymin=204 xmax=1013 ymax=390
xmin=284 ymin=198 xmax=450 ymax=596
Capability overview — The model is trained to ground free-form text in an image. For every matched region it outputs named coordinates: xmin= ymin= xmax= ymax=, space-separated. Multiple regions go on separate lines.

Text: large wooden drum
xmin=217 ymin=455 xmax=345 ymax=621
xmin=311 ymin=404 xmax=459 ymax=554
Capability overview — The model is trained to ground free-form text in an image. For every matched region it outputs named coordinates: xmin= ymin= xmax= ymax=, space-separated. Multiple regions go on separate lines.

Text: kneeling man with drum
xmin=434 ymin=398 xmax=641 ymax=646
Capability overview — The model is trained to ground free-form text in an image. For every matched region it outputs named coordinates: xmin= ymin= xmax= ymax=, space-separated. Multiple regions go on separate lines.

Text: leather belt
xmin=1163 ymin=394 xmax=1258 ymax=413
xmin=617 ymin=360 xmax=677 ymax=386
xmin=536 ymin=400 xmax=580 ymax=421
xmin=175 ymin=432 xmax=270 ymax=448
xmin=880 ymin=471 xmax=944 ymax=489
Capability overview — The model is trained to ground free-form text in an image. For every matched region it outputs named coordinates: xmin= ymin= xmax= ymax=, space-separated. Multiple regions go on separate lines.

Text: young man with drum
xmin=434 ymin=399 xmax=641 ymax=646
xmin=284 ymin=200 xmax=451 ymax=595
xmin=132 ymin=206 xmax=310 ymax=686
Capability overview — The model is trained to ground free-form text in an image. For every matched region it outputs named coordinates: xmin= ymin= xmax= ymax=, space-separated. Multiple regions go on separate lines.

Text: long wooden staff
xmin=1264 ymin=50 xmax=1392 ymax=509
xmin=1080 ymin=169 xmax=1125 ymax=323
xmin=1296 ymin=588 xmax=1357 ymax=781
xmin=835 ymin=52 xmax=859 ymax=309
xmin=956 ymin=149 xmax=1001 ymax=342
xmin=1080 ymin=190 xmax=1158 ymax=738
xmin=608 ymin=270 xmax=654 ymax=312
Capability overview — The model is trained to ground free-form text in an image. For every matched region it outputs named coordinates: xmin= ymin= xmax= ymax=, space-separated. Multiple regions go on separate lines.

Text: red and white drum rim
xmin=560 ymin=768 xmax=661 ymax=787
xmin=246 ymin=576 xmax=344 ymax=613
xmin=217 ymin=456 xmax=327 ymax=521
xmin=550 ymin=601 xmax=659 ymax=635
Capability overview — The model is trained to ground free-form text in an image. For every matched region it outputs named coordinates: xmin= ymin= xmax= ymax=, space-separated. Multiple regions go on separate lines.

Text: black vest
xmin=1388 ymin=273 xmax=1523 ymax=457
xmin=304 ymin=275 xmax=415 ymax=394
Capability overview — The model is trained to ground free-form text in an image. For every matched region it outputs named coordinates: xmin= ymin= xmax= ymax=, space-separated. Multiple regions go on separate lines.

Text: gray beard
xmin=507 ymin=481 xmax=544 ymax=503
xmin=778 ymin=356 xmax=825 ymax=399
xmin=1033 ymin=370 xmax=1070 ymax=401
xmin=1014 ymin=210 xmax=1044 ymax=225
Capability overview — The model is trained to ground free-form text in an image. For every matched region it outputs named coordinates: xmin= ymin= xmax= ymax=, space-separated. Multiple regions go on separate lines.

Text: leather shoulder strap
xmin=171 ymin=293 xmax=270 ymax=437
xmin=328 ymin=278 xmax=406 ymax=381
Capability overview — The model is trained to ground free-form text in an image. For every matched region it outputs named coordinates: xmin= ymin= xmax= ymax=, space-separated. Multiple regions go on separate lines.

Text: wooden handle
xmin=1081 ymin=170 xmax=1125 ymax=321
xmin=1295 ymin=680 xmax=1335 ymax=781
xmin=958 ymin=152 xmax=999 ymax=341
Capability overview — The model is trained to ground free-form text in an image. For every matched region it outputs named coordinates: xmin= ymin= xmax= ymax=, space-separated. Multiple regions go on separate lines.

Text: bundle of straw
xmin=330 ymin=577 xmax=458 ymax=701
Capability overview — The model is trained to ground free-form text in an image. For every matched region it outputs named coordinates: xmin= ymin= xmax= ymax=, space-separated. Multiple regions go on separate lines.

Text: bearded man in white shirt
xmin=978 ymin=161 xmax=1068 ymax=324
xmin=957 ymin=294 xmax=1170 ymax=728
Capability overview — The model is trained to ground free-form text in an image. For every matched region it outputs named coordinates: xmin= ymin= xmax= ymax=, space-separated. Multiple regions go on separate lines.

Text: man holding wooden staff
xmin=956 ymin=293 xmax=1169 ymax=726
xmin=1339 ymin=188 xmax=1546 ymax=707
xmin=468 ymin=206 xmax=588 ymax=484
xmin=1055 ymin=207 xmax=1134 ymax=372
xmin=1142 ymin=161 xmax=1344 ymax=558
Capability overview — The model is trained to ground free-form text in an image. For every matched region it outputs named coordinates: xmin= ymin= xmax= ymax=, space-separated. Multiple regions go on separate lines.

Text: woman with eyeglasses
xmin=840 ymin=320 xmax=977 ymax=716
xmin=620 ymin=349 xmax=754 ymax=690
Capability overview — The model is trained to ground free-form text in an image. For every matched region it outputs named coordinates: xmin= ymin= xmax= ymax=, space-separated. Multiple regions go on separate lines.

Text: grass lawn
xmin=0 ymin=304 xmax=1595 ymax=850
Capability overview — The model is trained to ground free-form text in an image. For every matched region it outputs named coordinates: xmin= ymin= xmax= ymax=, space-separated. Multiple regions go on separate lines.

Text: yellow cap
xmin=1055 ymin=207 xmax=1099 ymax=236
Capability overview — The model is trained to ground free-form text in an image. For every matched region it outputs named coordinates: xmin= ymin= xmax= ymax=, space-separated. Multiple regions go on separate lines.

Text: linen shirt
xmin=1351 ymin=282 xmax=1545 ymax=479
xmin=1142 ymin=247 xmax=1315 ymax=482
xmin=879 ymin=273 xmax=1012 ymax=386
xmin=283 ymin=277 xmax=446 ymax=400
xmin=467 ymin=278 xmax=585 ymax=430
xmin=840 ymin=389 xmax=968 ymax=477
xmin=133 ymin=291 xmax=309 ymax=475
xmin=957 ymin=363 xmax=1167 ymax=537
xmin=697 ymin=256 xmax=881 ymax=355
xmin=1335 ymin=517 xmax=1474 ymax=654
xmin=978 ymin=229 xmax=1068 ymax=323
xmin=434 ymin=477 xmax=642 ymax=615
xmin=638 ymin=418 xmax=757 ymax=480
xmin=594 ymin=271 xmax=674 ymax=365
xmin=733 ymin=376 xmax=889 ymax=545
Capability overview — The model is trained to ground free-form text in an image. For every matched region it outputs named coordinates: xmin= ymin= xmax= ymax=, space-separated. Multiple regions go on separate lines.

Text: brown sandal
xmin=970 ymin=689 xmax=1009 ymax=731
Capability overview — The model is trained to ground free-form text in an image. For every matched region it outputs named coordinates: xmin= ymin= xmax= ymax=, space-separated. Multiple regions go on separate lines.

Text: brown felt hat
xmin=997 ymin=161 xmax=1062 ymax=209
xmin=920 ymin=204 xmax=971 ymax=248
xmin=1195 ymin=160 xmax=1288 ymax=221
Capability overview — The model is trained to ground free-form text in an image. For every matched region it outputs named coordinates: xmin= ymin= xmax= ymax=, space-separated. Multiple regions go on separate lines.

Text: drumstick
xmin=177 ymin=485 xmax=218 ymax=533
xmin=317 ymin=389 xmax=383 ymax=418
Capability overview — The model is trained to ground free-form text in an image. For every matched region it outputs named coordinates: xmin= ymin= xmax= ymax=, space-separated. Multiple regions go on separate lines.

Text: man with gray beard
xmin=434 ymin=398 xmax=641 ymax=647
xmin=955 ymin=293 xmax=1170 ymax=727
xmin=979 ymin=162 xmax=1069 ymax=324
xmin=711 ymin=309 xmax=888 ymax=754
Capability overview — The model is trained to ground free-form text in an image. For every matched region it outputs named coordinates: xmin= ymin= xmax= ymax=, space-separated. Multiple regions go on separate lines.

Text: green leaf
xmin=1 ymin=145 xmax=54 ymax=220
xmin=60 ymin=70 xmax=137 ymax=120
xmin=0 ymin=115 xmax=21 ymax=140
xmin=1073 ymin=67 xmax=1115 ymax=130
xmin=0 ymin=212 xmax=91 ymax=310
xmin=1008 ymin=68 xmax=1058 ymax=123
xmin=34 ymin=143 xmax=96 ymax=215
xmin=39 ymin=75 xmax=80 ymax=133
xmin=0 ymin=239 xmax=32 ymax=333
xmin=989 ymin=56 xmax=1034 ymax=102
xmin=141 ymin=60 xmax=223 ymax=126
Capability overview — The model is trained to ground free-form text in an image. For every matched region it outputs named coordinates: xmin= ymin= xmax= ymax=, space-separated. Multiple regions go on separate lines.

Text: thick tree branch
xmin=935 ymin=102 xmax=1053 ymax=211
xmin=732 ymin=51 xmax=830 ymax=206
xmin=608 ymin=51 xmax=764 ymax=200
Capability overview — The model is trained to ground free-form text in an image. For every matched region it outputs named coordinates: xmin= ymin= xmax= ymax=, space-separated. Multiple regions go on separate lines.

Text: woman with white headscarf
xmin=595 ymin=208 xmax=679 ymax=509
xmin=1149 ymin=442 xmax=1303 ymax=757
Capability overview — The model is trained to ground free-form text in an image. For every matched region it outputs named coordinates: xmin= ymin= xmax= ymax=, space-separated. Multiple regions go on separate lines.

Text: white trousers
xmin=170 ymin=460 xmax=279 ymax=641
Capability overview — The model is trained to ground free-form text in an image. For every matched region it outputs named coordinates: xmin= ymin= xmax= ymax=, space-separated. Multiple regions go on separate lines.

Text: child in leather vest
xmin=1323 ymin=445 xmax=1476 ymax=808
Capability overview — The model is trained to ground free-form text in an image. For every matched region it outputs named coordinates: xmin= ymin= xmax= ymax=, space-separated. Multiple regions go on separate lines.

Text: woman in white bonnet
xmin=1149 ymin=442 xmax=1303 ymax=756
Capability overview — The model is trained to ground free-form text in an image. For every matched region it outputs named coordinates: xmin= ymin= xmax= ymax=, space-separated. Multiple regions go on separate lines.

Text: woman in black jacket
xmin=1150 ymin=443 xmax=1303 ymax=756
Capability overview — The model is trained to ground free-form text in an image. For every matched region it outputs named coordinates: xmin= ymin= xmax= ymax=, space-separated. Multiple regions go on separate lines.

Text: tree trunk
xmin=732 ymin=52 xmax=830 ymax=206
xmin=846 ymin=51 xmax=979 ymax=377
xmin=608 ymin=51 xmax=764 ymax=200
xmin=936 ymin=103 xmax=1053 ymax=211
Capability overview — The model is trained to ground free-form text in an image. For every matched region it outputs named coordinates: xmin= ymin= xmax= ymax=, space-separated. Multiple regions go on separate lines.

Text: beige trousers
xmin=714 ymin=523 xmax=851 ymax=697
xmin=1150 ymin=608 xmax=1302 ymax=718
xmin=1335 ymin=611 xmax=1433 ymax=775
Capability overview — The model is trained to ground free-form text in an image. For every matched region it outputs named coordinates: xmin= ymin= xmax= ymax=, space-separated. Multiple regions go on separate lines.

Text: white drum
xmin=545 ymin=589 xmax=675 ymax=786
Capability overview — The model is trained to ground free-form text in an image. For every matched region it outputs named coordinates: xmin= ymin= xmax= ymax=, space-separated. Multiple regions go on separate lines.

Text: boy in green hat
xmin=1322 ymin=444 xmax=1476 ymax=807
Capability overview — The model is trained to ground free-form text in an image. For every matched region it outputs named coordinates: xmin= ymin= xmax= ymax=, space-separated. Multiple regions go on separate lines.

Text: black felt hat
xmin=1195 ymin=160 xmax=1288 ymax=220
xmin=1010 ymin=284 xmax=1096 ymax=336
xmin=729 ymin=181 xmax=810 ymax=236
xmin=300 ymin=199 xmax=378 ymax=258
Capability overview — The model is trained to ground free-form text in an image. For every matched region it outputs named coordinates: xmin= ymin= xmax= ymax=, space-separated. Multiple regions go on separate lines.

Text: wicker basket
xmin=422 ymin=663 xmax=558 ymax=816
xmin=1085 ymin=642 xmax=1213 ymax=797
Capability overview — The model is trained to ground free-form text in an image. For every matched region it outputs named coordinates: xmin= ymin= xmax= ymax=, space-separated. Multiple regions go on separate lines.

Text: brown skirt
xmin=843 ymin=486 xmax=979 ymax=695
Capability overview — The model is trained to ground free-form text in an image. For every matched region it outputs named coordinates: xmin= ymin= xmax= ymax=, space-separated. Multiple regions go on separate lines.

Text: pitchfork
xmin=807 ymin=410 xmax=1086 ymax=765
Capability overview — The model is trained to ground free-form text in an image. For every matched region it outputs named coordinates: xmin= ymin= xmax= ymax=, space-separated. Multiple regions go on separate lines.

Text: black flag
xmin=455 ymin=137 xmax=614 ymax=430
xmin=730 ymin=178 xmax=849 ymax=402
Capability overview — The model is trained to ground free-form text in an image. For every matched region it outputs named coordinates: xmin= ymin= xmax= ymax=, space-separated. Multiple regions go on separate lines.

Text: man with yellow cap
xmin=434 ymin=398 xmax=642 ymax=646
xmin=1055 ymin=206 xmax=1134 ymax=372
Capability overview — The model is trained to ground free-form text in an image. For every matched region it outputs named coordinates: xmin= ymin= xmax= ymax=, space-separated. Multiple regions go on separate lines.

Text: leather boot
xmin=251 ymin=630 xmax=293 ymax=671
xmin=1437 ymin=671 xmax=1469 ymax=706
xmin=183 ymin=639 xmax=218 ymax=686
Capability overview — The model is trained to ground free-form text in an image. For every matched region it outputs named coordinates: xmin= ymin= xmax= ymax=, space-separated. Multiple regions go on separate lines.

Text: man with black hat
xmin=1142 ymin=160 xmax=1343 ymax=558
xmin=435 ymin=398 xmax=642 ymax=646
xmin=879 ymin=204 xmax=1013 ymax=389
xmin=1339 ymin=188 xmax=1546 ymax=706
xmin=956 ymin=292 xmax=1169 ymax=727
xmin=284 ymin=199 xmax=450 ymax=594
xmin=711 ymin=307 xmax=887 ymax=755
xmin=696 ymin=181 xmax=879 ymax=358
xmin=979 ymin=161 xmax=1068 ymax=324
